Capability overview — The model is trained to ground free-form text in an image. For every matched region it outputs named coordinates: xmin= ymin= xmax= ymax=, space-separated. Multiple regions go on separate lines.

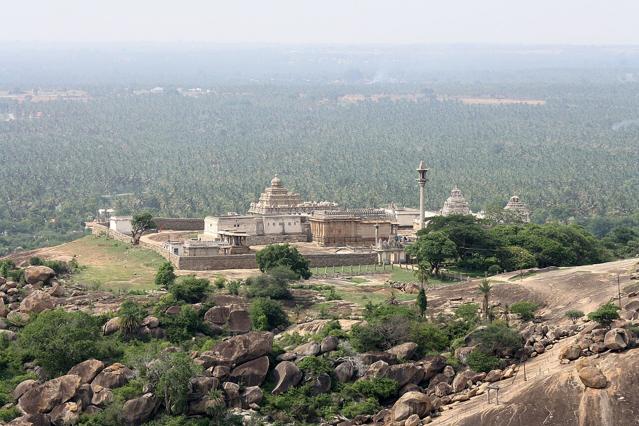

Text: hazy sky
xmin=2 ymin=0 xmax=639 ymax=45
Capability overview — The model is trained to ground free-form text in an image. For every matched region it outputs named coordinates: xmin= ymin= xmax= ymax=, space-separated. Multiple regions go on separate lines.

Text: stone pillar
xmin=416 ymin=161 xmax=428 ymax=230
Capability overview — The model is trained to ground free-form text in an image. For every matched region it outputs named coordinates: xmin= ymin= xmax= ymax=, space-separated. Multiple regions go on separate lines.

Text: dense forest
xmin=1 ymin=74 xmax=639 ymax=254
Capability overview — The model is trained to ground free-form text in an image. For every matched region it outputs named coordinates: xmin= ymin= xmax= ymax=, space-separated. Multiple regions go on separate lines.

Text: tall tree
xmin=130 ymin=212 xmax=156 ymax=244
xmin=407 ymin=231 xmax=457 ymax=275
xmin=256 ymin=244 xmax=311 ymax=279
xmin=478 ymin=278 xmax=493 ymax=323
xmin=416 ymin=286 xmax=428 ymax=318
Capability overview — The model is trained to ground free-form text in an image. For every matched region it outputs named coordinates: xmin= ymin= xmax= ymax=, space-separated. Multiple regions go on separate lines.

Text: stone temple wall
xmin=152 ymin=217 xmax=204 ymax=231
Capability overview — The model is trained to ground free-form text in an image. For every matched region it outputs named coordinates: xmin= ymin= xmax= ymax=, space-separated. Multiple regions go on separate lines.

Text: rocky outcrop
xmin=24 ymin=266 xmax=56 ymax=285
xmin=391 ymin=391 xmax=432 ymax=422
xmin=229 ymin=356 xmax=269 ymax=386
xmin=13 ymin=379 xmax=38 ymax=401
xmin=68 ymin=359 xmax=105 ymax=384
xmin=19 ymin=290 xmax=54 ymax=314
xmin=272 ymin=361 xmax=303 ymax=395
xmin=19 ymin=375 xmax=82 ymax=414
xmin=91 ymin=363 xmax=134 ymax=388
xmin=387 ymin=342 xmax=418 ymax=360
xmin=335 ymin=361 xmax=355 ymax=383
xmin=320 ymin=335 xmax=339 ymax=353
xmin=121 ymin=393 xmax=159 ymax=425
xmin=559 ymin=344 xmax=582 ymax=361
xmin=227 ymin=309 xmax=251 ymax=334
xmin=293 ymin=341 xmax=321 ymax=356
xmin=578 ymin=366 xmax=608 ymax=389
xmin=198 ymin=332 xmax=273 ymax=367
xmin=49 ymin=401 xmax=81 ymax=425
xmin=204 ymin=306 xmax=230 ymax=325
xmin=91 ymin=384 xmax=113 ymax=407
xmin=604 ymin=328 xmax=629 ymax=351
xmin=102 ymin=317 xmax=121 ymax=335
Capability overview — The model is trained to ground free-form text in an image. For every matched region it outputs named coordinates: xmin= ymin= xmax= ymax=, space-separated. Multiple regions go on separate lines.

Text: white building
xmin=109 ymin=216 xmax=132 ymax=235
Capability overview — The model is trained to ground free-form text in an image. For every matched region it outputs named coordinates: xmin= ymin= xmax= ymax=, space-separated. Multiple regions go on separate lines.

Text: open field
xmin=23 ymin=235 xmax=166 ymax=291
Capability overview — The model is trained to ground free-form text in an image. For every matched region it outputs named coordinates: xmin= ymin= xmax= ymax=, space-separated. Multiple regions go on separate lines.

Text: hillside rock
xmin=308 ymin=373 xmax=331 ymax=396
xmin=102 ymin=317 xmax=121 ymax=335
xmin=578 ymin=366 xmax=608 ymax=389
xmin=188 ymin=376 xmax=218 ymax=400
xmin=452 ymin=370 xmax=476 ymax=393
xmin=320 ymin=335 xmax=339 ymax=353
xmin=7 ymin=310 xmax=30 ymax=326
xmin=204 ymin=306 xmax=230 ymax=325
xmin=91 ymin=363 xmax=134 ymax=389
xmin=68 ymin=359 xmax=105 ymax=384
xmin=293 ymin=341 xmax=321 ymax=356
xmin=19 ymin=290 xmax=54 ymax=314
xmin=24 ymin=266 xmax=56 ymax=285
xmin=228 ymin=309 xmax=251 ymax=334
xmin=604 ymin=328 xmax=629 ymax=351
xmin=419 ymin=355 xmax=447 ymax=380
xmin=386 ymin=363 xmax=424 ymax=387
xmin=391 ymin=391 xmax=432 ymax=422
xmin=484 ymin=369 xmax=502 ymax=382
xmin=49 ymin=401 xmax=81 ymax=425
xmin=6 ymin=414 xmax=51 ymax=426
xmin=387 ymin=342 xmax=418 ymax=360
xmin=200 ymin=332 xmax=273 ymax=367
xmin=559 ymin=344 xmax=582 ymax=361
xmin=335 ymin=361 xmax=354 ymax=383
xmin=13 ymin=379 xmax=38 ymax=401
xmin=121 ymin=393 xmax=159 ymax=425
xmin=19 ymin=374 xmax=82 ymax=414
xmin=0 ymin=298 xmax=8 ymax=317
xmin=91 ymin=384 xmax=113 ymax=406
xmin=272 ymin=361 xmax=303 ymax=395
xmin=241 ymin=386 xmax=264 ymax=407
xmin=229 ymin=356 xmax=269 ymax=386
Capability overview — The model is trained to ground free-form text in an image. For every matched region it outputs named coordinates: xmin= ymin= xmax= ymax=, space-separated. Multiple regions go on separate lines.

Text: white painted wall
xmin=109 ymin=216 xmax=132 ymax=234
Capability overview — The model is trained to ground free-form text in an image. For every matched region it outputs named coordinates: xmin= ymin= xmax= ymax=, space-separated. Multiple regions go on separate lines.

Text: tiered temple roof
xmin=441 ymin=186 xmax=471 ymax=216
xmin=248 ymin=175 xmax=337 ymax=215
xmin=504 ymin=195 xmax=531 ymax=222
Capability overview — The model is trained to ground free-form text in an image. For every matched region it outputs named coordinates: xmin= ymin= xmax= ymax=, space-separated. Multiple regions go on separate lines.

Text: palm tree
xmin=478 ymin=278 xmax=493 ymax=323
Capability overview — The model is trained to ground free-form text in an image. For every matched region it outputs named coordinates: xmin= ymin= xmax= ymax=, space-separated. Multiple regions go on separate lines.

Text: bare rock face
xmin=387 ymin=342 xmax=418 ymax=360
xmin=293 ymin=341 xmax=321 ymax=357
xmin=204 ymin=306 xmax=230 ymax=325
xmin=451 ymin=370 xmax=476 ymax=393
xmin=320 ymin=335 xmax=339 ymax=353
xmin=201 ymin=332 xmax=273 ymax=367
xmin=454 ymin=346 xmax=475 ymax=364
xmin=229 ymin=355 xmax=270 ymax=386
xmin=578 ymin=366 xmax=608 ymax=389
xmin=19 ymin=374 xmax=82 ymax=414
xmin=391 ymin=391 xmax=432 ymax=422
xmin=6 ymin=413 xmax=51 ymax=426
xmin=334 ymin=361 xmax=354 ymax=383
xmin=227 ymin=309 xmax=251 ymax=334
xmin=419 ymin=355 xmax=447 ymax=381
xmin=241 ymin=386 xmax=263 ymax=407
xmin=141 ymin=316 xmax=159 ymax=328
xmin=272 ymin=361 xmax=303 ymax=395
xmin=102 ymin=317 xmax=121 ymax=336
xmin=0 ymin=298 xmax=9 ymax=317
xmin=223 ymin=382 xmax=241 ymax=408
xmin=366 ymin=360 xmax=390 ymax=378
xmin=121 ymin=393 xmax=159 ymax=425
xmin=91 ymin=384 xmax=113 ymax=407
xmin=7 ymin=310 xmax=30 ymax=326
xmin=386 ymin=363 xmax=424 ymax=388
xmin=19 ymin=290 xmax=54 ymax=314
xmin=308 ymin=373 xmax=332 ymax=396
xmin=433 ymin=382 xmax=452 ymax=397
xmin=356 ymin=352 xmax=397 ymax=366
xmin=13 ymin=379 xmax=39 ymax=401
xmin=559 ymin=344 xmax=582 ymax=361
xmin=68 ymin=359 xmax=105 ymax=384
xmin=484 ymin=369 xmax=503 ymax=383
xmin=188 ymin=376 xmax=218 ymax=400
xmin=24 ymin=266 xmax=56 ymax=285
xmin=49 ymin=401 xmax=81 ymax=425
xmin=91 ymin=363 xmax=135 ymax=389
xmin=604 ymin=328 xmax=629 ymax=351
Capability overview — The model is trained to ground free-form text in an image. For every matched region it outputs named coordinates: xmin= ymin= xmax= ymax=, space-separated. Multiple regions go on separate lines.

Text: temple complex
xmin=504 ymin=195 xmax=531 ymax=222
xmin=441 ymin=186 xmax=472 ymax=216
xmin=309 ymin=209 xmax=395 ymax=246
xmin=248 ymin=175 xmax=337 ymax=215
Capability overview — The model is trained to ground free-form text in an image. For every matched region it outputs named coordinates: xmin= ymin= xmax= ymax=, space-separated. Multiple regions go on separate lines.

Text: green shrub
xmin=0 ymin=406 xmax=21 ymax=422
xmin=169 ymin=276 xmax=210 ymax=303
xmin=487 ymin=264 xmax=502 ymax=275
xmin=343 ymin=378 xmax=398 ymax=400
xmin=19 ymin=309 xmax=117 ymax=376
xmin=409 ymin=322 xmax=450 ymax=356
xmin=155 ymin=262 xmax=176 ymax=288
xmin=249 ymin=298 xmax=289 ymax=331
xmin=466 ymin=350 xmax=501 ymax=372
xmin=146 ymin=352 xmax=202 ymax=415
xmin=227 ymin=280 xmax=241 ymax=295
xmin=473 ymin=322 xmax=523 ymax=357
xmin=297 ymin=356 xmax=333 ymax=376
xmin=264 ymin=385 xmax=336 ymax=423
xmin=256 ymin=244 xmax=311 ymax=279
xmin=161 ymin=305 xmax=206 ymax=342
xmin=455 ymin=303 xmax=480 ymax=323
xmin=510 ymin=301 xmax=539 ymax=321
xmin=118 ymin=300 xmax=146 ymax=339
xmin=341 ymin=397 xmax=380 ymax=418
xmin=565 ymin=309 xmax=584 ymax=322
xmin=245 ymin=270 xmax=292 ymax=300
xmin=214 ymin=276 xmax=226 ymax=289
xmin=587 ymin=302 xmax=620 ymax=327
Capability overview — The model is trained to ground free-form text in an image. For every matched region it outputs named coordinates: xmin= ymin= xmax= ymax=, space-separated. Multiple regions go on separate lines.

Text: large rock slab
xmin=391 ymin=391 xmax=432 ymax=422
xmin=604 ymin=328 xmax=629 ymax=351
xmin=201 ymin=332 xmax=273 ymax=367
xmin=19 ymin=290 xmax=54 ymax=314
xmin=419 ymin=355 xmax=447 ymax=380
xmin=227 ymin=309 xmax=251 ymax=334
xmin=204 ymin=306 xmax=230 ymax=325
xmin=91 ymin=363 xmax=134 ymax=389
xmin=229 ymin=355 xmax=270 ymax=386
xmin=19 ymin=375 xmax=82 ymax=414
xmin=68 ymin=359 xmax=105 ymax=384
xmin=335 ymin=361 xmax=355 ymax=383
xmin=386 ymin=363 xmax=424 ymax=388
xmin=293 ymin=341 xmax=321 ymax=356
xmin=320 ymin=335 xmax=339 ymax=353
xmin=121 ymin=393 xmax=159 ymax=425
xmin=578 ymin=366 xmax=608 ymax=389
xmin=387 ymin=342 xmax=418 ymax=360
xmin=272 ymin=361 xmax=303 ymax=395
xmin=49 ymin=401 xmax=81 ymax=425
xmin=24 ymin=266 xmax=56 ymax=285
xmin=559 ymin=344 xmax=582 ymax=361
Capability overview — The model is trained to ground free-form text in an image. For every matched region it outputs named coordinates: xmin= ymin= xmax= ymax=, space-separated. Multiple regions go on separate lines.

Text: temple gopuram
xmin=248 ymin=175 xmax=337 ymax=215
xmin=441 ymin=186 xmax=471 ymax=216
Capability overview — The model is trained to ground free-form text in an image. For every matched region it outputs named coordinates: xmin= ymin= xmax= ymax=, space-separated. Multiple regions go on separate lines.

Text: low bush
xmin=565 ymin=309 xmax=585 ymax=322
xmin=169 ymin=276 xmax=210 ymax=303
xmin=466 ymin=350 xmax=501 ymax=373
xmin=454 ymin=303 xmax=480 ymax=323
xmin=155 ymin=262 xmax=176 ymax=288
xmin=249 ymin=298 xmax=289 ymax=331
xmin=161 ymin=305 xmax=207 ymax=343
xmin=245 ymin=269 xmax=293 ymax=300
xmin=297 ymin=356 xmax=333 ymax=376
xmin=341 ymin=398 xmax=380 ymax=418
xmin=409 ymin=322 xmax=450 ymax=356
xmin=510 ymin=301 xmax=539 ymax=321
xmin=118 ymin=300 xmax=147 ymax=339
xmin=587 ymin=302 xmax=620 ymax=327
xmin=473 ymin=322 xmax=523 ymax=357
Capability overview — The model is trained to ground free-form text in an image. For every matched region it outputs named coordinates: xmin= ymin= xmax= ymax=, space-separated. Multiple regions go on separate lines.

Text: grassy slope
xmin=54 ymin=235 xmax=165 ymax=291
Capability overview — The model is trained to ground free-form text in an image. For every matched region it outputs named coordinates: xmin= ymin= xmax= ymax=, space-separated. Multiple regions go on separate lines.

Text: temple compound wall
xmin=153 ymin=217 xmax=204 ymax=231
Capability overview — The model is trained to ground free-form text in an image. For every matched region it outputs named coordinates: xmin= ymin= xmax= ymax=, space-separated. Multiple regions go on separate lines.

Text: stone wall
xmin=153 ymin=217 xmax=204 ymax=231
xmin=88 ymin=223 xmax=377 ymax=271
